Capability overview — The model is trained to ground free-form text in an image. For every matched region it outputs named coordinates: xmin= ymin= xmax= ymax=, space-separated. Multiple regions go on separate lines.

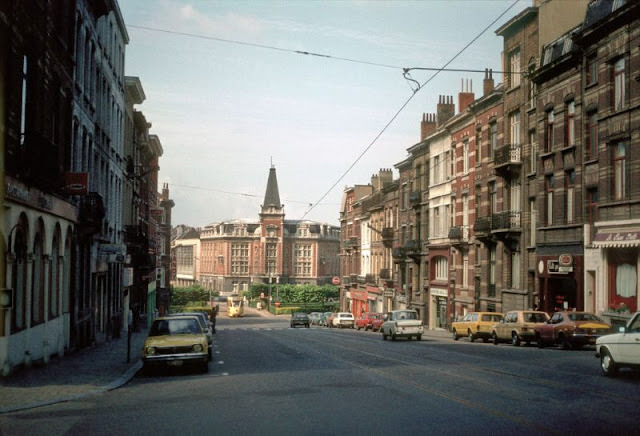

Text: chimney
xmin=436 ymin=95 xmax=455 ymax=126
xmin=420 ymin=113 xmax=436 ymax=141
xmin=371 ymin=173 xmax=380 ymax=191
xmin=458 ymin=79 xmax=474 ymax=113
xmin=483 ymin=68 xmax=495 ymax=96
xmin=379 ymin=168 xmax=393 ymax=187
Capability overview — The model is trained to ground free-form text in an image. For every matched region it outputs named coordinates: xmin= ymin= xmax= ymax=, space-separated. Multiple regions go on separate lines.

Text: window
xmin=545 ymin=110 xmax=554 ymax=152
xmin=231 ymin=243 xmax=249 ymax=274
xmin=462 ymin=254 xmax=469 ymax=288
xmin=435 ymin=257 xmax=448 ymax=281
xmin=433 ymin=155 xmax=440 ymax=184
xmin=587 ymin=188 xmax=598 ymax=225
xmin=32 ymin=232 xmax=44 ymax=326
xmin=528 ymin=81 xmax=536 ymax=110
xmin=489 ymin=122 xmax=497 ymax=159
xmin=529 ymin=198 xmax=536 ymax=246
xmin=565 ymin=101 xmax=575 ymax=146
xmin=586 ymin=54 xmax=597 ymax=85
xmin=510 ymin=111 xmax=521 ymax=146
xmin=613 ymin=58 xmax=625 ymax=111
xmin=20 ymin=55 xmax=28 ymax=146
xmin=475 ymin=127 xmax=481 ymax=164
xmin=530 ymin=130 xmax=537 ymax=173
xmin=489 ymin=247 xmax=496 ymax=287
xmin=546 ymin=175 xmax=554 ymax=226
xmin=613 ymin=142 xmax=627 ymax=200
xmin=565 ymin=170 xmax=575 ymax=223
xmin=586 ymin=112 xmax=598 ymax=159
xmin=509 ymin=48 xmax=521 ymax=88
xmin=511 ymin=251 xmax=521 ymax=289
xmin=463 ymin=139 xmax=469 ymax=174
xmin=489 ymin=181 xmax=497 ymax=214
xmin=510 ymin=180 xmax=521 ymax=212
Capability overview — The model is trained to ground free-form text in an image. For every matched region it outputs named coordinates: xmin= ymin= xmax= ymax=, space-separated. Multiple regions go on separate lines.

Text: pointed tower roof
xmin=263 ymin=165 xmax=281 ymax=208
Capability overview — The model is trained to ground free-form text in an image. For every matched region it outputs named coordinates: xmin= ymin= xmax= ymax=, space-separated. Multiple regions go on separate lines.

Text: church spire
xmin=262 ymin=165 xmax=282 ymax=209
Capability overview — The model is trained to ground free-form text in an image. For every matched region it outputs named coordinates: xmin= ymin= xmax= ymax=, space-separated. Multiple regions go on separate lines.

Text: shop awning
xmin=593 ymin=230 xmax=640 ymax=248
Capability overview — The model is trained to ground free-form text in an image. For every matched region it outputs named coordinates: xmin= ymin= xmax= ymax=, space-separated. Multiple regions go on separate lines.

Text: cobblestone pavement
xmin=0 ymin=328 xmax=147 ymax=414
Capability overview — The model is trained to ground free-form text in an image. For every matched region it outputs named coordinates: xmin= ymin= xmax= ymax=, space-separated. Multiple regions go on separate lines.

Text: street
xmin=1 ymin=310 xmax=638 ymax=436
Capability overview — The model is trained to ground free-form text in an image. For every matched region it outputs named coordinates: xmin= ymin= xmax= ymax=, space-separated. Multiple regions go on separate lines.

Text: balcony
xmin=124 ymin=224 xmax=148 ymax=245
xmin=392 ymin=246 xmax=406 ymax=263
xmin=448 ymin=225 xmax=470 ymax=247
xmin=381 ymin=227 xmax=394 ymax=248
xmin=491 ymin=211 xmax=521 ymax=232
xmin=474 ymin=216 xmax=492 ymax=242
xmin=379 ymin=268 xmax=391 ymax=279
xmin=405 ymin=239 xmax=422 ymax=264
xmin=342 ymin=236 xmax=359 ymax=250
xmin=409 ymin=191 xmax=421 ymax=208
xmin=494 ymin=143 xmax=522 ymax=178
xmin=77 ymin=192 xmax=105 ymax=237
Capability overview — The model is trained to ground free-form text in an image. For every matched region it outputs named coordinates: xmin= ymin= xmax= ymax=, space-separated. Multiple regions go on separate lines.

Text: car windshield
xmin=568 ymin=313 xmax=601 ymax=322
xmin=149 ymin=318 xmax=201 ymax=336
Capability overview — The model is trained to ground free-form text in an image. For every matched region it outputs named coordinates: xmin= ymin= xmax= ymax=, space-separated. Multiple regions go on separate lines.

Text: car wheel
xmin=201 ymin=361 xmax=209 ymax=373
xmin=468 ymin=330 xmax=475 ymax=342
xmin=391 ymin=332 xmax=397 ymax=341
xmin=537 ymin=334 xmax=545 ymax=348
xmin=305 ymin=324 xmax=310 ymax=328
xmin=416 ymin=335 xmax=422 ymax=341
xmin=600 ymin=349 xmax=618 ymax=377
xmin=452 ymin=329 xmax=459 ymax=341
xmin=492 ymin=332 xmax=499 ymax=345
xmin=511 ymin=332 xmax=521 ymax=346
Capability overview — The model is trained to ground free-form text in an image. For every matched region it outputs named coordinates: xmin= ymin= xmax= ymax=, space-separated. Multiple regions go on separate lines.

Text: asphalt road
xmin=1 ymin=311 xmax=638 ymax=436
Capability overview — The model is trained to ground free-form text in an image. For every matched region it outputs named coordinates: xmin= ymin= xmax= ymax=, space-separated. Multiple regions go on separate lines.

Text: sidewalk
xmin=0 ymin=328 xmax=147 ymax=414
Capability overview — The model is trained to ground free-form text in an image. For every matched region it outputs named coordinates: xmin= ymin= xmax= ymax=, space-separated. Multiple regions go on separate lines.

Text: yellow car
xmin=491 ymin=310 xmax=550 ymax=346
xmin=452 ymin=312 xmax=504 ymax=342
xmin=142 ymin=315 xmax=209 ymax=373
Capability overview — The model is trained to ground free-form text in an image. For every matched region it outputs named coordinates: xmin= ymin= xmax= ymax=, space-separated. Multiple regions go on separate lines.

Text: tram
xmin=227 ymin=295 xmax=244 ymax=317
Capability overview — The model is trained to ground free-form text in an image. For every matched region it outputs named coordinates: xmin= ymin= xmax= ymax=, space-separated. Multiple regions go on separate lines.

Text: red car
xmin=355 ymin=312 xmax=384 ymax=331
xmin=535 ymin=311 xmax=611 ymax=349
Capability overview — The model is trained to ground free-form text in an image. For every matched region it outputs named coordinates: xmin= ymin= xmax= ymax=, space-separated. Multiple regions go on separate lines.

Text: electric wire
xmin=299 ymin=0 xmax=521 ymax=220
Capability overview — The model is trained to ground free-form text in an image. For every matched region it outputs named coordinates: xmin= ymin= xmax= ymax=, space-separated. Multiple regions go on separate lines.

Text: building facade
xmin=197 ymin=166 xmax=340 ymax=296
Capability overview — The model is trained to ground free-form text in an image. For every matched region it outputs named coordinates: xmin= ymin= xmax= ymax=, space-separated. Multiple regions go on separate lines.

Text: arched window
xmin=11 ymin=216 xmax=28 ymax=333
xmin=32 ymin=221 xmax=45 ymax=325
xmin=50 ymin=227 xmax=60 ymax=319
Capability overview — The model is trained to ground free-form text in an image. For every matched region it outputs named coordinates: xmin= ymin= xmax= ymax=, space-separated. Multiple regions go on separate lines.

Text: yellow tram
xmin=227 ymin=295 xmax=244 ymax=317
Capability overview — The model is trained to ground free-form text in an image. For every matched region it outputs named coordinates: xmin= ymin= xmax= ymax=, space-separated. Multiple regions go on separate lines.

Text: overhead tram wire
xmin=168 ymin=182 xmax=335 ymax=206
xmin=299 ymin=0 xmax=521 ymax=220
xmin=126 ymin=24 xmax=517 ymax=76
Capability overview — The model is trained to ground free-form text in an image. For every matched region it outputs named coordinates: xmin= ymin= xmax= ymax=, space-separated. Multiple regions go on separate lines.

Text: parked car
xmin=308 ymin=312 xmax=323 ymax=325
xmin=331 ymin=312 xmax=355 ymax=328
xmin=596 ymin=311 xmax=640 ymax=377
xmin=142 ymin=315 xmax=209 ymax=373
xmin=535 ymin=311 xmax=611 ymax=349
xmin=381 ymin=309 xmax=424 ymax=341
xmin=491 ymin=310 xmax=549 ymax=346
xmin=172 ymin=311 xmax=213 ymax=357
xmin=320 ymin=312 xmax=333 ymax=327
xmin=355 ymin=312 xmax=383 ymax=331
xmin=290 ymin=312 xmax=310 ymax=328
xmin=452 ymin=312 xmax=504 ymax=342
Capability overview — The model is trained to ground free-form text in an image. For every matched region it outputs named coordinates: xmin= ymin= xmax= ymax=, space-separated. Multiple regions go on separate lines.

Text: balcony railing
xmin=379 ymin=268 xmax=391 ymax=279
xmin=448 ymin=225 xmax=470 ymax=241
xmin=491 ymin=211 xmax=521 ymax=231
xmin=381 ymin=227 xmax=394 ymax=248
xmin=474 ymin=216 xmax=491 ymax=235
xmin=494 ymin=143 xmax=522 ymax=166
xmin=409 ymin=191 xmax=421 ymax=207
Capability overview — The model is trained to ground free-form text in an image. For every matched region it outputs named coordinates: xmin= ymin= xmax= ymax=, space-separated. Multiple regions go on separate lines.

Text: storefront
xmin=592 ymin=229 xmax=640 ymax=314
xmin=429 ymin=287 xmax=448 ymax=329
xmin=537 ymin=253 xmax=583 ymax=313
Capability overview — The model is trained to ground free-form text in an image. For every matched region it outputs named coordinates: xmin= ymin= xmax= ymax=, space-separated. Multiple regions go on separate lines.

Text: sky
xmin=118 ymin=0 xmax=530 ymax=228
